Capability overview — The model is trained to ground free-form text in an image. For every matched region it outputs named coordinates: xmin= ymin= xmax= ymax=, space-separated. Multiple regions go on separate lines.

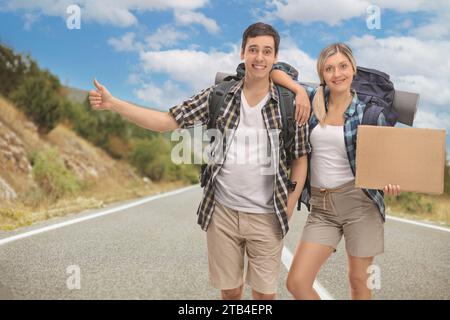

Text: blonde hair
xmin=312 ymin=43 xmax=357 ymax=124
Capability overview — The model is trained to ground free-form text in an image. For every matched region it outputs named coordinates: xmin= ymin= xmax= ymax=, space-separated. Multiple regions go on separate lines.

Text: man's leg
xmin=252 ymin=290 xmax=276 ymax=300
xmin=222 ymin=285 xmax=244 ymax=300
xmin=244 ymin=212 xmax=284 ymax=299
xmin=207 ymin=202 xmax=246 ymax=300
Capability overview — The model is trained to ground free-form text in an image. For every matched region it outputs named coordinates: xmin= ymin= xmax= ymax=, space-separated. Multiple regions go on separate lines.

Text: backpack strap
xmin=276 ymin=85 xmax=296 ymax=163
xmin=209 ymin=80 xmax=237 ymax=130
xmin=361 ymin=102 xmax=384 ymax=126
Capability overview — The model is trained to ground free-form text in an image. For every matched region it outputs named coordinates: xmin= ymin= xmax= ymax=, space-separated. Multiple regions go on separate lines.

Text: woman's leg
xmin=286 ymin=241 xmax=334 ymax=300
xmin=347 ymin=254 xmax=374 ymax=300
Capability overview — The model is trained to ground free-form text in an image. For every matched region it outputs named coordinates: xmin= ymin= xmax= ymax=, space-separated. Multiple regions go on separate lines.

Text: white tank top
xmin=310 ymin=124 xmax=354 ymax=189
xmin=214 ymin=91 xmax=274 ymax=214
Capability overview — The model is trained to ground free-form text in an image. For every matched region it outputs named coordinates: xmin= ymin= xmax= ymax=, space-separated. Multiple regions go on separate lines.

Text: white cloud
xmin=412 ymin=10 xmax=450 ymax=40
xmin=146 ymin=25 xmax=189 ymax=50
xmin=134 ymin=80 xmax=190 ymax=109
xmin=174 ymin=10 xmax=220 ymax=34
xmin=277 ymin=38 xmax=318 ymax=82
xmin=139 ymin=47 xmax=241 ymax=92
xmin=414 ymin=109 xmax=450 ymax=131
xmin=4 ymin=0 xmax=211 ymax=27
xmin=108 ymin=32 xmax=143 ymax=52
xmin=266 ymin=0 xmax=370 ymax=26
xmin=127 ymin=73 xmax=141 ymax=85
xmin=264 ymin=0 xmax=448 ymax=28
xmin=109 ymin=26 xmax=189 ymax=52
xmin=22 ymin=12 xmax=40 ymax=30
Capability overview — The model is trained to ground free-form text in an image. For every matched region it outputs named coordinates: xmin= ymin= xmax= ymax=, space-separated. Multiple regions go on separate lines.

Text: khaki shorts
xmin=207 ymin=200 xmax=283 ymax=294
xmin=302 ymin=180 xmax=384 ymax=257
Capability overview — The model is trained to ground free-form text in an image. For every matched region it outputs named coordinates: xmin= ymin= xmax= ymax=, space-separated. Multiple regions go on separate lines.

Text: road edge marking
xmin=0 ymin=185 xmax=199 ymax=246
xmin=386 ymin=215 xmax=450 ymax=233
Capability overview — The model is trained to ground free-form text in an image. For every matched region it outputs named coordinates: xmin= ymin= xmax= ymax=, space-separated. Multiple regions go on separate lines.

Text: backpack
xmin=352 ymin=66 xmax=398 ymax=126
xmin=199 ymin=63 xmax=297 ymax=187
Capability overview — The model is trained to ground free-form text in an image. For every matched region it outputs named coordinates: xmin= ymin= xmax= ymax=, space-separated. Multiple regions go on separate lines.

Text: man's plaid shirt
xmin=169 ymin=79 xmax=311 ymax=238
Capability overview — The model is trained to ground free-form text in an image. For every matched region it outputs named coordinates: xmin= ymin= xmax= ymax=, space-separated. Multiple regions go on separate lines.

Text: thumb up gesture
xmin=89 ymin=79 xmax=114 ymax=110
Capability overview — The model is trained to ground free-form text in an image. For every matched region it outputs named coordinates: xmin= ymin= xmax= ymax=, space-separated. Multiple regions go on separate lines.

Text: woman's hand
xmin=383 ymin=184 xmax=401 ymax=196
xmin=89 ymin=79 xmax=115 ymax=111
xmin=294 ymin=87 xmax=311 ymax=125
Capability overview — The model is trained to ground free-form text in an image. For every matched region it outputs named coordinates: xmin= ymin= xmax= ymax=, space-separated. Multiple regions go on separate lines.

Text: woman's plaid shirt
xmin=169 ymin=79 xmax=311 ymax=238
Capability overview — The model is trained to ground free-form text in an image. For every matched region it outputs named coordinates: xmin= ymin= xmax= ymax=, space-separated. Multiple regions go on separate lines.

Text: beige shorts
xmin=302 ymin=180 xmax=384 ymax=257
xmin=207 ymin=200 xmax=283 ymax=294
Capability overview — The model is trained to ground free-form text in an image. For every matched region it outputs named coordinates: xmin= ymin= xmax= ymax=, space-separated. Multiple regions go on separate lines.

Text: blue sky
xmin=0 ymin=0 xmax=449 ymax=150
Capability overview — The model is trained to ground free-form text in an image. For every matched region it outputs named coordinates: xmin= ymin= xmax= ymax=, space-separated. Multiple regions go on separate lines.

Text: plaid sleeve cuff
xmin=169 ymin=104 xmax=186 ymax=129
xmin=167 ymin=86 xmax=213 ymax=129
xmin=292 ymin=123 xmax=311 ymax=159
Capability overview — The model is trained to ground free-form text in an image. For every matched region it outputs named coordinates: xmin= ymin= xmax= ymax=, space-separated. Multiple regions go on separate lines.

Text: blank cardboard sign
xmin=355 ymin=125 xmax=446 ymax=194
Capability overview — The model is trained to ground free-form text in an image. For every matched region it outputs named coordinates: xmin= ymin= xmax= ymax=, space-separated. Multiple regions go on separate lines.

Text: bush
xmin=63 ymin=99 xmax=133 ymax=159
xmin=387 ymin=192 xmax=436 ymax=214
xmin=31 ymin=148 xmax=80 ymax=200
xmin=129 ymin=137 xmax=169 ymax=180
xmin=11 ymin=70 xmax=64 ymax=133
xmin=129 ymin=136 xmax=199 ymax=183
xmin=0 ymin=44 xmax=38 ymax=98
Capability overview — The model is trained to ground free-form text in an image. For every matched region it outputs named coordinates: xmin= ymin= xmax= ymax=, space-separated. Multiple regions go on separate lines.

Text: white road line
xmin=386 ymin=215 xmax=450 ymax=233
xmin=0 ymin=185 xmax=199 ymax=246
xmin=281 ymin=247 xmax=334 ymax=300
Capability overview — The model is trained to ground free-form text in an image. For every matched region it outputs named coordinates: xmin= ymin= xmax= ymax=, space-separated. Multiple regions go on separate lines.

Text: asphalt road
xmin=0 ymin=185 xmax=449 ymax=300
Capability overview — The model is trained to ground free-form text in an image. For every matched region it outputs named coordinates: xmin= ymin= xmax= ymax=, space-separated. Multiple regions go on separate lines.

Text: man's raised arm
xmin=89 ymin=79 xmax=179 ymax=133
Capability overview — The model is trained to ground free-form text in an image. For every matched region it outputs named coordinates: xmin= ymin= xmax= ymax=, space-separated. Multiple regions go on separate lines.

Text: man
xmin=89 ymin=22 xmax=310 ymax=300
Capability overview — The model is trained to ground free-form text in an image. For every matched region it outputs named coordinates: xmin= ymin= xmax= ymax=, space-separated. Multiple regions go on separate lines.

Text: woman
xmin=271 ymin=43 xmax=400 ymax=300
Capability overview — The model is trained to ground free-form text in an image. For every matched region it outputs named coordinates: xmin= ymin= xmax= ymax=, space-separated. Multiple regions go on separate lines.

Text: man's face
xmin=240 ymin=35 xmax=277 ymax=80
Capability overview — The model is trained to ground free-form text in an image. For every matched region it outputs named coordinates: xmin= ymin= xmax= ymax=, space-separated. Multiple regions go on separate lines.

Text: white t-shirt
xmin=214 ymin=91 xmax=275 ymax=213
xmin=310 ymin=124 xmax=354 ymax=189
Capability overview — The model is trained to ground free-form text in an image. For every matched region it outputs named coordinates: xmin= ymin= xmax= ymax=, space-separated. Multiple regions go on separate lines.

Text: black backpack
xmin=352 ymin=66 xmax=398 ymax=126
xmin=199 ymin=63 xmax=297 ymax=187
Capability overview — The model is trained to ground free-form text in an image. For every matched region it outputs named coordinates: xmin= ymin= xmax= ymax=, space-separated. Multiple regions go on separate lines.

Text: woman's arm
xmin=286 ymin=155 xmax=308 ymax=220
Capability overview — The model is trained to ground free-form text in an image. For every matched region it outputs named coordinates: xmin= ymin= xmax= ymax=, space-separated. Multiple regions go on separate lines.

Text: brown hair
xmin=242 ymin=22 xmax=280 ymax=55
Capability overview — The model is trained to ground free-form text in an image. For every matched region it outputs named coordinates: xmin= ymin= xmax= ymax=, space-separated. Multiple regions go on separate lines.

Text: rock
xmin=0 ymin=177 xmax=17 ymax=199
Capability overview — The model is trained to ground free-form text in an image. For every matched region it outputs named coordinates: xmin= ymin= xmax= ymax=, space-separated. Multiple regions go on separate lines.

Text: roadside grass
xmin=385 ymin=193 xmax=450 ymax=227
xmin=0 ymin=179 xmax=191 ymax=231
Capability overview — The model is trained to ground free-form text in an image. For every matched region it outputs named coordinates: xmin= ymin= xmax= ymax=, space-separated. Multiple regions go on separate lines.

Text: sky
xmin=0 ymin=0 xmax=449 ymax=150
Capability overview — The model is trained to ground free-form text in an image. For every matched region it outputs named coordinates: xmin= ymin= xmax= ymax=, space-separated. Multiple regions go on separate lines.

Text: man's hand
xmin=89 ymin=79 xmax=114 ymax=111
xmin=383 ymin=184 xmax=401 ymax=196
xmin=294 ymin=87 xmax=311 ymax=125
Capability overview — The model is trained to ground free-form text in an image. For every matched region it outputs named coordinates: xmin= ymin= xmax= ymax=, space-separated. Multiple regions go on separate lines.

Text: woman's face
xmin=322 ymin=52 xmax=354 ymax=95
